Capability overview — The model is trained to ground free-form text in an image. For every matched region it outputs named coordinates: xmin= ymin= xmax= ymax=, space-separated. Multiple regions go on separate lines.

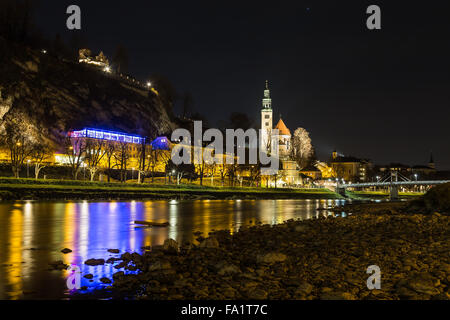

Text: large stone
xmin=163 ymin=239 xmax=179 ymax=255
xmin=85 ymin=258 xmax=105 ymax=266
xmin=406 ymin=274 xmax=441 ymax=295
xmin=246 ymin=287 xmax=268 ymax=300
xmin=48 ymin=260 xmax=69 ymax=270
xmin=216 ymin=262 xmax=240 ymax=276
xmin=199 ymin=237 xmax=219 ymax=249
xmin=148 ymin=260 xmax=172 ymax=272
xmin=320 ymin=292 xmax=357 ymax=300
xmin=295 ymin=281 xmax=314 ymax=296
xmin=256 ymin=252 xmax=287 ymax=265
xmin=100 ymin=277 xmax=112 ymax=284
xmin=294 ymin=225 xmax=309 ymax=233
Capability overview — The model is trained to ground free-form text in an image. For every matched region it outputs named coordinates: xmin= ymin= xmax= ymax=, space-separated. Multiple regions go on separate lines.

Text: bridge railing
xmin=338 ymin=180 xmax=450 ymax=189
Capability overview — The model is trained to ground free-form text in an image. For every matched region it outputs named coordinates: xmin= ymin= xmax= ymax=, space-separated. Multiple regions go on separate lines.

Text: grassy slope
xmin=0 ymin=177 xmax=341 ymax=200
xmin=346 ymin=190 xmax=424 ymax=200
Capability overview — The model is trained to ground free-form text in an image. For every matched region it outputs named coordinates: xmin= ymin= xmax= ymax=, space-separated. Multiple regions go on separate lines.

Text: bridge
xmin=335 ymin=172 xmax=450 ymax=200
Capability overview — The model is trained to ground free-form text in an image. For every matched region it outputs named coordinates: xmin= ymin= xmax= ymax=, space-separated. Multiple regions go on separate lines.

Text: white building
xmin=260 ymin=80 xmax=273 ymax=151
xmin=259 ymin=81 xmax=300 ymax=186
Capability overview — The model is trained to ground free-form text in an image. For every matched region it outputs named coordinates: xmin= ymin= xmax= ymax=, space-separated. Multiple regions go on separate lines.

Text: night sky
xmin=33 ymin=1 xmax=450 ymax=169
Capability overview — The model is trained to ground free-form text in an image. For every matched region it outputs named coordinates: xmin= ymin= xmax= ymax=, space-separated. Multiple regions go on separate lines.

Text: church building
xmin=260 ymin=81 xmax=301 ymax=186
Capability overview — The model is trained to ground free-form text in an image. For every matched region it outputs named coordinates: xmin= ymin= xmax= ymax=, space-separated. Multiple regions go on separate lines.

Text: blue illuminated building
xmin=68 ymin=128 xmax=171 ymax=149
xmin=150 ymin=136 xmax=170 ymax=150
xmin=70 ymin=128 xmax=145 ymax=145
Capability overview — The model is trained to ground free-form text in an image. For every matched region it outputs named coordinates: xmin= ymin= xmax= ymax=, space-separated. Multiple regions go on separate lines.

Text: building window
xmin=265 ymin=122 xmax=269 ymax=127
xmin=265 ymin=115 xmax=270 ymax=119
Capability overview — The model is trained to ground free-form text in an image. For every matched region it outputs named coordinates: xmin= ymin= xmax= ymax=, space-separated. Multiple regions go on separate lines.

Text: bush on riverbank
xmin=419 ymin=182 xmax=450 ymax=213
xmin=409 ymin=183 xmax=450 ymax=214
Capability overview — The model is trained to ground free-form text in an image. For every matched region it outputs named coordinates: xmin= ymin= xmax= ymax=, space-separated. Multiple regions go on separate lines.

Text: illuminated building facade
xmin=330 ymin=151 xmax=372 ymax=182
xmin=260 ymin=81 xmax=301 ymax=187
xmin=78 ymin=49 xmax=110 ymax=71
xmin=69 ymin=128 xmax=146 ymax=145
xmin=260 ymin=80 xmax=273 ymax=151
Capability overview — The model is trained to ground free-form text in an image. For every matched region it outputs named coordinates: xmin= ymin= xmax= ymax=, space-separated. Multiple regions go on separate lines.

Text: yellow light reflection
xmin=7 ymin=206 xmax=24 ymax=299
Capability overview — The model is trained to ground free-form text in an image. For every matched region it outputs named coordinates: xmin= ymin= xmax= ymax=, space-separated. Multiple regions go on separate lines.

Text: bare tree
xmin=274 ymin=170 xmax=286 ymax=188
xmin=64 ymin=136 xmax=86 ymax=180
xmin=0 ymin=0 xmax=35 ymax=43
xmin=112 ymin=44 xmax=129 ymax=74
xmin=85 ymin=138 xmax=106 ymax=181
xmin=218 ymin=162 xmax=230 ymax=187
xmin=114 ymin=142 xmax=131 ymax=183
xmin=227 ymin=162 xmax=240 ymax=187
xmin=248 ymin=164 xmax=261 ymax=187
xmin=290 ymin=127 xmax=314 ymax=170
xmin=146 ymin=148 xmax=158 ymax=183
xmin=206 ymin=162 xmax=217 ymax=186
xmin=137 ymin=143 xmax=152 ymax=183
xmin=30 ymin=141 xmax=51 ymax=179
xmin=158 ymin=150 xmax=172 ymax=184
xmin=182 ymin=92 xmax=194 ymax=118
xmin=104 ymin=141 xmax=117 ymax=182
xmin=1 ymin=121 xmax=33 ymax=178
xmin=196 ymin=158 xmax=207 ymax=186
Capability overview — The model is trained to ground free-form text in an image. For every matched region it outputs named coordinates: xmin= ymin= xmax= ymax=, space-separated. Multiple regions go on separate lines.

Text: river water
xmin=0 ymin=199 xmax=347 ymax=300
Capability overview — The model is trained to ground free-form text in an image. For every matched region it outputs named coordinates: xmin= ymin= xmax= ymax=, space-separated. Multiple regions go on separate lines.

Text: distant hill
xmin=0 ymin=37 xmax=176 ymax=150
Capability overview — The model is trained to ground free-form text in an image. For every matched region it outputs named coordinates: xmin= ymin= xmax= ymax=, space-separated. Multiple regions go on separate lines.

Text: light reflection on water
xmin=0 ymin=199 xmax=346 ymax=300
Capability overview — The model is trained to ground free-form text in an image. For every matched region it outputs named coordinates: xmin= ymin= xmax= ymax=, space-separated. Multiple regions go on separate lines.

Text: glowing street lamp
xmin=27 ymin=160 xmax=31 ymax=178
xmin=146 ymin=82 xmax=152 ymax=88
xmin=104 ymin=66 xmax=111 ymax=73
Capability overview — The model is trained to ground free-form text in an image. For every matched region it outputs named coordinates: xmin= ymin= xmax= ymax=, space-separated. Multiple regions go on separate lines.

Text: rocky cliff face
xmin=0 ymin=38 xmax=176 ymax=149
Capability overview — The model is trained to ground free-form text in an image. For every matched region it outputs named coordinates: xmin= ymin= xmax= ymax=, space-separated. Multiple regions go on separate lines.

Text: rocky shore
xmin=77 ymin=198 xmax=450 ymax=300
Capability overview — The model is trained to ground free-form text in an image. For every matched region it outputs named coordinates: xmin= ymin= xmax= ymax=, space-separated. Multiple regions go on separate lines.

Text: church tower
xmin=261 ymin=80 xmax=273 ymax=151
xmin=428 ymin=151 xmax=435 ymax=169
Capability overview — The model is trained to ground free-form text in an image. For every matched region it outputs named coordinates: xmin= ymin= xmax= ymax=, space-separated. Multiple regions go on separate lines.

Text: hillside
xmin=0 ymin=37 xmax=176 ymax=149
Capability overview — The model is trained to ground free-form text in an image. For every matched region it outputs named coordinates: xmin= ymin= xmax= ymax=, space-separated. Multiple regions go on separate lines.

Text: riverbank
xmin=74 ymin=192 xmax=450 ymax=300
xmin=0 ymin=178 xmax=342 ymax=201
xmin=346 ymin=190 xmax=424 ymax=200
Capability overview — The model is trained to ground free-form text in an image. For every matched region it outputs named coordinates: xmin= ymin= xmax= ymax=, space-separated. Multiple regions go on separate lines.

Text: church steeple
xmin=261 ymin=80 xmax=273 ymax=151
xmin=262 ymin=80 xmax=272 ymax=109
xmin=428 ymin=151 xmax=435 ymax=169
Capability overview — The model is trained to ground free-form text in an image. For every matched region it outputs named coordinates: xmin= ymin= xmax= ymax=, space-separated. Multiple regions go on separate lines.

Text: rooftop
xmin=274 ymin=118 xmax=291 ymax=136
xmin=332 ymin=156 xmax=369 ymax=163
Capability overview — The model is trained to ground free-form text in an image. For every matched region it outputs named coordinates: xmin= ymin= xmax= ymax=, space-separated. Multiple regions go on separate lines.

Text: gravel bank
xmin=79 ymin=203 xmax=450 ymax=300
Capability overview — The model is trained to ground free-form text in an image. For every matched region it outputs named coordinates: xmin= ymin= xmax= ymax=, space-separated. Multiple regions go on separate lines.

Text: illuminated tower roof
xmin=274 ymin=118 xmax=291 ymax=136
xmin=262 ymin=80 xmax=272 ymax=110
